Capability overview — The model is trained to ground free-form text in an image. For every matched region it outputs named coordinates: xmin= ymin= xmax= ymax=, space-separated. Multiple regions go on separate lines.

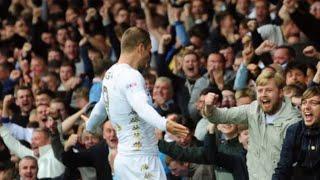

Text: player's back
xmin=102 ymin=63 xmax=159 ymax=155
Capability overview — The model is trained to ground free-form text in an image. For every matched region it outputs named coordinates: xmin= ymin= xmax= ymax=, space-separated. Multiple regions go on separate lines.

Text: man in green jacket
xmin=203 ymin=70 xmax=301 ymax=180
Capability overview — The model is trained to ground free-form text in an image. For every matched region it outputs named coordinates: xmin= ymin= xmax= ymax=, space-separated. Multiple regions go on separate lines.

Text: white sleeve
xmin=0 ymin=126 xmax=34 ymax=158
xmin=86 ymin=91 xmax=108 ymax=133
xmin=3 ymin=123 xmax=33 ymax=143
xmin=123 ymin=71 xmax=167 ymax=131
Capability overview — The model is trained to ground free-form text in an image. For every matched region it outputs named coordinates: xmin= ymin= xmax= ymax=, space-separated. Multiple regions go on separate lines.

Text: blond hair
xmin=181 ymin=48 xmax=199 ymax=61
xmin=120 ymin=27 xmax=151 ymax=53
xmin=256 ymin=70 xmax=285 ymax=89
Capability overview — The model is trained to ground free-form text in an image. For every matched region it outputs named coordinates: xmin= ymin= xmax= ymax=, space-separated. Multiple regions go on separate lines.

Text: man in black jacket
xmin=160 ymin=124 xmax=248 ymax=180
xmin=273 ymin=86 xmax=320 ymax=180
xmin=51 ymin=120 xmax=117 ymax=180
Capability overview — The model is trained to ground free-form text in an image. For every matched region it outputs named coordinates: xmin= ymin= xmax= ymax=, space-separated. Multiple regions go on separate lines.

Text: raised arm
xmin=50 ymin=123 xmax=64 ymax=162
xmin=0 ymin=124 xmax=33 ymax=158
xmin=203 ymin=93 xmax=250 ymax=124
xmin=141 ymin=0 xmax=162 ymax=40
xmin=1 ymin=95 xmax=33 ymax=143
xmin=233 ymin=43 xmax=255 ymax=90
xmin=233 ymin=64 xmax=249 ymax=90
xmin=2 ymin=120 xmax=33 ymax=143
xmin=62 ymin=106 xmax=87 ymax=134
xmin=61 ymin=135 xmax=96 ymax=168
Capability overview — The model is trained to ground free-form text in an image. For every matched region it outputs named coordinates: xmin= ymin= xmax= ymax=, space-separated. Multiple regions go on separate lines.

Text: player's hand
xmin=166 ymin=115 xmax=189 ymax=138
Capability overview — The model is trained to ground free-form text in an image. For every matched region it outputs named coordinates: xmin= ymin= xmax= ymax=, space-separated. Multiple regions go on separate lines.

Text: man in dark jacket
xmin=51 ymin=120 xmax=117 ymax=180
xmin=160 ymin=124 xmax=248 ymax=180
xmin=273 ymin=86 xmax=320 ymax=179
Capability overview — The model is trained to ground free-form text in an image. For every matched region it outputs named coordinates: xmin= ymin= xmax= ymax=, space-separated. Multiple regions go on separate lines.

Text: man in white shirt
xmin=0 ymin=124 xmax=65 ymax=179
xmin=86 ymin=27 xmax=189 ymax=180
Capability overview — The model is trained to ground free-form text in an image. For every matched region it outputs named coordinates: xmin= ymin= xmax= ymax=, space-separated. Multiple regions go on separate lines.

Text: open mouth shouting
xmin=303 ymin=111 xmax=313 ymax=124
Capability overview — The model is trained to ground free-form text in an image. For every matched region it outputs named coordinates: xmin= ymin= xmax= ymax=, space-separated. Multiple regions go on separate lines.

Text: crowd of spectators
xmin=0 ymin=0 xmax=320 ymax=179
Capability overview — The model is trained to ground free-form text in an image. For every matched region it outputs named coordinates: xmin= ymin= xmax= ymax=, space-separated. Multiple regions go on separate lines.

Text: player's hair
xmin=120 ymin=27 xmax=151 ymax=53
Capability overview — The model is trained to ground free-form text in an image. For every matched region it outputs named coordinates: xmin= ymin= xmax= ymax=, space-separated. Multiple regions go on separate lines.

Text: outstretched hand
xmin=166 ymin=114 xmax=189 ymax=138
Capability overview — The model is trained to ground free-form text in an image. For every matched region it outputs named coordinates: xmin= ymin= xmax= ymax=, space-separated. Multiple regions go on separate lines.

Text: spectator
xmin=166 ymin=156 xmax=215 ymax=180
xmin=53 ymin=121 xmax=117 ymax=180
xmin=189 ymin=52 xmax=234 ymax=122
xmin=18 ymin=156 xmax=38 ymax=180
xmin=153 ymin=77 xmax=180 ymax=116
xmin=0 ymin=124 xmax=65 ymax=179
xmin=9 ymin=86 xmax=34 ymax=127
xmin=248 ymin=0 xmax=272 ymax=27
xmin=273 ymin=86 xmax=320 ymax=179
xmin=203 ymin=70 xmax=301 ymax=180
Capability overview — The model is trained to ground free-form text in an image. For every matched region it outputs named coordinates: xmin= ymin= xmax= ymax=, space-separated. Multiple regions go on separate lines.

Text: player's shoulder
xmin=111 ymin=64 xmax=143 ymax=81
xmin=121 ymin=64 xmax=143 ymax=77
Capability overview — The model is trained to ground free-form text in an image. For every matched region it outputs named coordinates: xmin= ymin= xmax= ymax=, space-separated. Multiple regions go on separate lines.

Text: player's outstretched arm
xmin=86 ymin=92 xmax=107 ymax=133
xmin=124 ymin=72 xmax=188 ymax=137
